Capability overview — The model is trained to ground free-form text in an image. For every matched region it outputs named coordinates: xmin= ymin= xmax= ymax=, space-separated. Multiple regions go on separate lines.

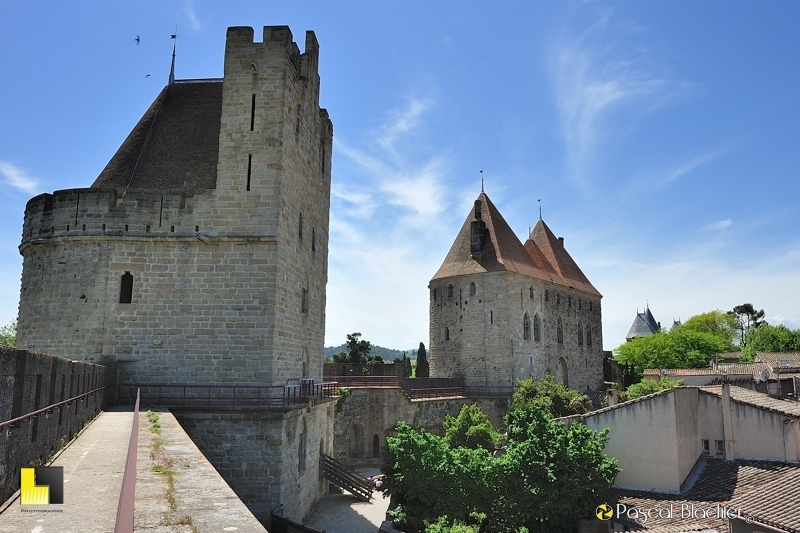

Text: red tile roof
xmin=699 ymin=385 xmax=800 ymax=417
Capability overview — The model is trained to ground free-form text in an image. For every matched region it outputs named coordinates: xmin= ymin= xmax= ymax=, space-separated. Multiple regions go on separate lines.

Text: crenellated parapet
xmin=20 ymin=187 xmax=211 ymax=250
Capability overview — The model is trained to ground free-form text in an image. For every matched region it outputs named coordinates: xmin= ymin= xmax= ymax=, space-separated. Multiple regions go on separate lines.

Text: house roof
xmin=92 ymin=79 xmax=223 ymax=193
xmin=614 ymin=459 xmax=800 ymax=532
xmin=431 ymin=193 xmax=601 ymax=297
xmin=756 ymin=352 xmax=800 ymax=374
xmin=626 ymin=306 xmax=660 ymax=340
xmin=642 ymin=363 xmax=770 ymax=379
xmin=699 ymin=385 xmax=800 ymax=417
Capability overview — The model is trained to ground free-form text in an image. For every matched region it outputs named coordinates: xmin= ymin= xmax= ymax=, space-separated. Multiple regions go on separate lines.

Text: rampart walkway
xmin=1 ymin=405 xmax=266 ymax=533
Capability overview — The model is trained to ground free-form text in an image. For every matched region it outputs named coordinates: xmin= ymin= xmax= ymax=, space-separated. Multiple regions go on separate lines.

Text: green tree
xmin=404 ymin=353 xmax=413 ymax=378
xmin=416 ymin=342 xmax=430 ymax=378
xmin=382 ymin=405 xmax=619 ymax=533
xmin=679 ymin=310 xmax=739 ymax=350
xmin=510 ymin=374 xmax=590 ymax=418
xmin=346 ymin=332 xmax=372 ymax=365
xmin=332 ymin=351 xmax=348 ymax=363
xmin=624 ymin=377 xmax=683 ymax=400
xmin=443 ymin=404 xmax=500 ymax=451
xmin=0 ymin=320 xmax=16 ymax=348
xmin=732 ymin=303 xmax=766 ymax=347
xmin=614 ymin=328 xmax=728 ymax=378
xmin=739 ymin=324 xmax=800 ymax=361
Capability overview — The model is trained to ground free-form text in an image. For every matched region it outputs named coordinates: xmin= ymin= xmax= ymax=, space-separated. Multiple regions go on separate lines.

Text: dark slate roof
xmin=614 ymin=459 xmax=800 ymax=532
xmin=626 ymin=306 xmax=660 ymax=340
xmin=431 ymin=193 xmax=601 ymax=297
xmin=92 ymin=80 xmax=223 ymax=192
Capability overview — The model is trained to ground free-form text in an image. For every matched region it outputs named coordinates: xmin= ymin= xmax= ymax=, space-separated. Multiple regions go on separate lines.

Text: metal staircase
xmin=320 ymin=453 xmax=373 ymax=502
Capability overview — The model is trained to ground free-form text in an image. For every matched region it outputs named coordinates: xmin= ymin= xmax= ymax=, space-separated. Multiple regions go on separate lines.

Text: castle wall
xmin=17 ymin=26 xmax=332 ymax=388
xmin=332 ymin=387 xmax=508 ymax=464
xmin=0 ymin=347 xmax=108 ymax=504
xmin=174 ymin=398 xmax=335 ymax=524
xmin=429 ymin=271 xmax=604 ymax=393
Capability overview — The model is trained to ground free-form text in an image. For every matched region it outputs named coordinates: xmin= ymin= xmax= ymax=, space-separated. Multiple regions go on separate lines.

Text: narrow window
xmin=170 ymin=226 xmax=175 ymax=233
xmin=557 ymin=293 xmax=561 ymax=305
xmin=590 ymin=301 xmax=593 ymax=311
xmin=312 ymin=228 xmax=316 ymax=252
xmin=299 ymin=213 xmax=304 ymax=240
xmin=433 ymin=287 xmax=438 ymax=301
xmin=295 ymin=104 xmax=302 ymax=138
xmin=533 ymin=314 xmax=540 ymax=341
xmin=469 ymin=282 xmax=476 ymax=296
xmin=579 ymin=298 xmax=582 ymax=310
xmin=578 ymin=321 xmax=584 ymax=345
xmin=145 ymin=225 xmax=150 ymax=232
xmin=715 ymin=440 xmax=724 ymax=455
xmin=124 ymin=224 xmax=129 ymax=232
xmin=447 ymin=285 xmax=453 ymax=298
xmin=568 ymin=295 xmax=572 ymax=307
xmin=702 ymin=439 xmax=710 ymax=454
xmin=523 ymin=313 xmax=531 ymax=340
xmin=298 ymin=419 xmax=307 ymax=473
xmin=586 ymin=327 xmax=592 ymax=347
xmin=557 ymin=318 xmax=563 ymax=344
xmin=490 ymin=311 xmax=493 ymax=324
xmin=445 ymin=327 xmax=450 ymax=341
xmin=545 ymin=290 xmax=549 ymax=302
xmin=529 ymin=287 xmax=534 ymax=299
xmin=301 ymin=288 xmax=309 ymax=314
xmin=250 ymin=94 xmax=256 ymax=131
xmin=119 ymin=272 xmax=133 ymax=304
xmin=246 ymin=154 xmax=252 ymax=191
xmin=82 ymin=224 xmax=86 ymax=231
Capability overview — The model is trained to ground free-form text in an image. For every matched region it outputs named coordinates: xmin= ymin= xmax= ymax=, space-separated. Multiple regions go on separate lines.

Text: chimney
xmin=558 ymin=237 xmax=564 ymax=247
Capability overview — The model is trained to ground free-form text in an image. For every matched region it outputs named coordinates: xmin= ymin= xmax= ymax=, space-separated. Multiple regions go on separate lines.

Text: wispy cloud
xmin=703 ymin=219 xmax=732 ymax=231
xmin=182 ymin=1 xmax=203 ymax=32
xmin=327 ymin=97 xmax=457 ymax=347
xmin=0 ymin=160 xmax=40 ymax=193
xmin=660 ymin=143 xmax=737 ymax=189
xmin=551 ymin=13 xmax=693 ymax=187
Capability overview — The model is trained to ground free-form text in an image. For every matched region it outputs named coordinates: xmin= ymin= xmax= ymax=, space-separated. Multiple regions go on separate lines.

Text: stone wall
xmin=17 ymin=25 xmax=332 ymax=390
xmin=332 ymin=387 xmax=507 ymax=464
xmin=174 ymin=397 xmax=336 ymax=525
xmin=0 ymin=347 xmax=109 ymax=503
xmin=429 ymin=271 xmax=604 ymax=394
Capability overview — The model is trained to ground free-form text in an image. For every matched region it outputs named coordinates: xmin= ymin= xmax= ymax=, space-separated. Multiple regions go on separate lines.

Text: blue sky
xmin=1 ymin=1 xmax=799 ymax=352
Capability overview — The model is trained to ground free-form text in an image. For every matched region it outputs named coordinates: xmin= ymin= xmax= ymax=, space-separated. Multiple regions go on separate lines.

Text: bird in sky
xmin=145 ymin=73 xmax=151 ymax=78
xmin=135 ymin=34 xmax=140 ymax=45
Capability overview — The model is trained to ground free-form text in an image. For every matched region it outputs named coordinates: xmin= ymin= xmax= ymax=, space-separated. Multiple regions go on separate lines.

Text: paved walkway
xmin=0 ymin=406 xmax=133 ymax=533
xmin=304 ymin=466 xmax=391 ymax=533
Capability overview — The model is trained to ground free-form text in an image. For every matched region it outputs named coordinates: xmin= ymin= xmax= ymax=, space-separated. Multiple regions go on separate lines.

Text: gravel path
xmin=303 ymin=466 xmax=391 ymax=533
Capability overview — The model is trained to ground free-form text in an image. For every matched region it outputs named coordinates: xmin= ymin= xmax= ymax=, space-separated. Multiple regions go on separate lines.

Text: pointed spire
xmin=169 ymin=27 xmax=178 ymax=85
xmin=538 ymin=198 xmax=542 ymax=220
xmin=480 ymin=167 xmax=484 ymax=193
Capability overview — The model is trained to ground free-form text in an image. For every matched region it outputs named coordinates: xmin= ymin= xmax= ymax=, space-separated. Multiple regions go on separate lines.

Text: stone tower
xmin=16 ymin=26 xmax=334 ymax=522
xmin=429 ymin=193 xmax=604 ymax=394
xmin=17 ymin=26 xmax=332 ymax=389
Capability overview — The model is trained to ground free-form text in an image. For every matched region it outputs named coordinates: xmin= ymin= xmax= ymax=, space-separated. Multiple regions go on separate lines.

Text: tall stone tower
xmin=17 ymin=26 xmax=331 ymax=388
xmin=429 ymin=193 xmax=604 ymax=394
xmin=16 ymin=26 xmax=334 ymax=522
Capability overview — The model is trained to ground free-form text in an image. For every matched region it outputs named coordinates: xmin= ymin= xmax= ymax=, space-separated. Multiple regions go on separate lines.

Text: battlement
xmin=21 ymin=187 xmax=208 ymax=247
xmin=224 ymin=26 xmax=320 ymax=82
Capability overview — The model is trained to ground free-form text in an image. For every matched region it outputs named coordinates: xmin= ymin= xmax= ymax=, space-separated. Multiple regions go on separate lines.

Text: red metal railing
xmin=327 ymin=375 xmax=400 ymax=388
xmin=128 ymin=382 xmax=338 ymax=408
xmin=0 ymin=386 xmax=107 ymax=429
xmin=114 ymin=388 xmax=139 ymax=533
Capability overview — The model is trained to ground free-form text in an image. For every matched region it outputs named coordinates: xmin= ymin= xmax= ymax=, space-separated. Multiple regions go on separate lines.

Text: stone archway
xmin=557 ymin=357 xmax=568 ymax=388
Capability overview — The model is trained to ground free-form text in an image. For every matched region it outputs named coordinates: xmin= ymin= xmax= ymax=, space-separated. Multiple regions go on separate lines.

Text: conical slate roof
xmin=431 ymin=193 xmax=601 ymax=297
xmin=626 ymin=306 xmax=660 ymax=341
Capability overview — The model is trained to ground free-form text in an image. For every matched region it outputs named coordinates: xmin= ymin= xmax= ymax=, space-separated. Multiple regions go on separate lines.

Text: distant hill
xmin=324 ymin=344 xmax=417 ymax=361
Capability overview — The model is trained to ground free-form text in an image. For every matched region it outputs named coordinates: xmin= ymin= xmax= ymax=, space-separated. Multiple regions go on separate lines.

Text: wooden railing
xmin=320 ymin=452 xmax=373 ymax=502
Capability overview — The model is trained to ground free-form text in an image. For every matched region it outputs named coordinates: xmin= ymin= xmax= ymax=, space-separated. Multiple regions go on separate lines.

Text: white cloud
xmin=551 ymin=13 xmax=694 ymax=186
xmin=182 ymin=1 xmax=203 ymax=32
xmin=703 ymin=219 xmax=732 ymax=231
xmin=0 ymin=160 xmax=40 ymax=194
xmin=770 ymin=315 xmax=800 ymax=329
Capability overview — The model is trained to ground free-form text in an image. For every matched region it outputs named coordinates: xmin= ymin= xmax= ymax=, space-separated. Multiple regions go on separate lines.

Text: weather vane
xmin=169 ymin=27 xmax=179 ymax=85
xmin=480 ymin=167 xmax=484 ymax=193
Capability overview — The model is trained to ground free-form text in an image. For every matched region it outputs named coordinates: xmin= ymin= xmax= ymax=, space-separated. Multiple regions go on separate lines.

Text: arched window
xmin=469 ymin=282 xmax=476 ymax=296
xmin=445 ymin=327 xmax=450 ymax=341
xmin=529 ymin=287 xmax=534 ymax=298
xmin=533 ymin=314 xmax=540 ymax=341
xmin=587 ymin=327 xmax=592 ymax=347
xmin=557 ymin=318 xmax=563 ymax=344
xmin=119 ymin=272 xmax=133 ymax=304
xmin=578 ymin=321 xmax=584 ymax=346
xmin=523 ymin=313 xmax=531 ymax=340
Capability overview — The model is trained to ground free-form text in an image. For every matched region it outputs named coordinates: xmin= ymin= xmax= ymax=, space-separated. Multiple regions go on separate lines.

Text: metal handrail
xmin=114 ymin=388 xmax=139 ymax=533
xmin=128 ymin=382 xmax=339 ymax=408
xmin=0 ymin=386 xmax=107 ymax=429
